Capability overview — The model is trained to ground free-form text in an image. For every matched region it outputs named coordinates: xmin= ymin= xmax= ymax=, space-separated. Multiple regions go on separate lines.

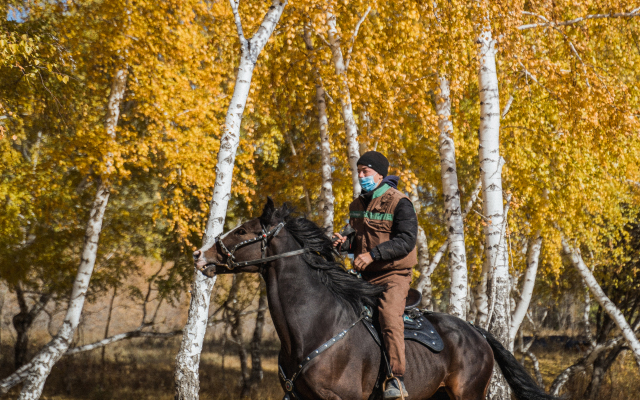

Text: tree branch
xmin=229 ymin=0 xmax=248 ymax=48
xmin=344 ymin=6 xmax=371 ymax=71
xmin=65 ymin=329 xmax=182 ymax=355
xmin=519 ymin=8 xmax=640 ymax=30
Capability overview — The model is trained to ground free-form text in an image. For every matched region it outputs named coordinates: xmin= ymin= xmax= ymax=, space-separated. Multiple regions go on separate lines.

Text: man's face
xmin=357 ymin=165 xmax=383 ymax=185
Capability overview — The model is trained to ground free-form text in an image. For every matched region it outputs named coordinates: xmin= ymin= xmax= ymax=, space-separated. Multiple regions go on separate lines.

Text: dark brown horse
xmin=194 ymin=200 xmax=557 ymax=400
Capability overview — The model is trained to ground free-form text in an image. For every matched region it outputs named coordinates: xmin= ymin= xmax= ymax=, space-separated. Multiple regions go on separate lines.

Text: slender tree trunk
xmin=0 ymin=282 xmax=5 ymax=350
xmin=561 ymin=238 xmax=640 ymax=368
xmin=584 ymin=344 xmax=624 ymax=400
xmin=435 ymin=75 xmax=468 ymax=319
xmin=410 ymin=186 xmax=433 ymax=310
xmin=0 ymin=67 xmax=128 ymax=399
xmin=16 ymin=181 xmax=111 ymax=400
xmin=101 ymin=287 xmax=117 ymax=365
xmin=474 ymin=260 xmax=489 ymax=326
xmin=415 ymin=226 xmax=433 ymax=310
xmin=525 ymin=350 xmax=544 ymax=388
xmin=583 ymin=276 xmax=595 ymax=346
xmin=286 ymin=136 xmax=313 ymax=215
xmin=12 ymin=292 xmax=50 ymax=370
xmin=13 ymin=287 xmax=34 ymax=370
xmin=549 ymin=336 xmax=623 ymax=395
xmin=174 ymin=3 xmax=286 ymax=398
xmin=416 ymin=242 xmax=447 ymax=310
xmin=241 ymin=280 xmax=267 ymax=398
xmin=231 ymin=302 xmax=249 ymax=396
xmin=303 ymin=24 xmax=334 ymax=235
xmin=326 ymin=7 xmax=361 ymax=196
xmin=509 ymin=233 xmax=542 ymax=350
xmin=477 ymin=14 xmax=510 ymax=398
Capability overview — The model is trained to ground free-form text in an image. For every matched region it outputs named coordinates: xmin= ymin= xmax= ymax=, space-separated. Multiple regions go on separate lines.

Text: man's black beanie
xmin=357 ymin=151 xmax=389 ymax=177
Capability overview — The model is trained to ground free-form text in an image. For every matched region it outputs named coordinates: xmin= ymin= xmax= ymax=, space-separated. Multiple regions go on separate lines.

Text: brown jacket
xmin=348 ymin=184 xmax=418 ymax=272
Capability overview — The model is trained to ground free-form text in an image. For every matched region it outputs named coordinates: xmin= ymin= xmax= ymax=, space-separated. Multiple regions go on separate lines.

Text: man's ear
xmin=260 ymin=197 xmax=276 ymax=226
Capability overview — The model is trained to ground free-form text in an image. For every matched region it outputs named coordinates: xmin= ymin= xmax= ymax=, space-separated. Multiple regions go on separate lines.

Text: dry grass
xmin=0 ymin=339 xmax=283 ymax=400
xmin=518 ymin=342 xmax=640 ymax=399
xmin=2 ymin=337 xmax=640 ymax=399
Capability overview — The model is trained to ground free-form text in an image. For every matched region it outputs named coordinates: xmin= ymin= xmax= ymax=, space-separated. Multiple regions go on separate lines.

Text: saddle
xmin=363 ymin=288 xmax=444 ymax=353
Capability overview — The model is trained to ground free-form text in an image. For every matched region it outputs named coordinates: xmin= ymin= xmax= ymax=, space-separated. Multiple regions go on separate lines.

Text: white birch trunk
xmin=326 ymin=7 xmax=360 ymax=196
xmin=474 ymin=252 xmax=489 ymax=326
xmin=436 ymin=76 xmax=467 ymax=319
xmin=0 ymin=68 xmax=128 ymax=399
xmin=174 ymin=2 xmax=286 ymax=398
xmin=509 ymin=233 xmax=542 ymax=351
xmin=16 ymin=181 xmax=111 ymax=399
xmin=410 ymin=187 xmax=433 ymax=310
xmin=477 ymin=15 xmax=510 ymax=398
xmin=303 ymin=25 xmax=334 ymax=235
xmin=561 ymin=238 xmax=640 ymax=369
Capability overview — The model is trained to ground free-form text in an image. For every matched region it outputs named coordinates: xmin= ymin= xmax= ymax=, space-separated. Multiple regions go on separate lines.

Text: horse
xmin=193 ymin=199 xmax=558 ymax=400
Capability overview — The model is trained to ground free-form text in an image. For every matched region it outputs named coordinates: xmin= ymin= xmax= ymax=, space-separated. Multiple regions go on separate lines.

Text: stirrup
xmin=383 ymin=375 xmax=408 ymax=400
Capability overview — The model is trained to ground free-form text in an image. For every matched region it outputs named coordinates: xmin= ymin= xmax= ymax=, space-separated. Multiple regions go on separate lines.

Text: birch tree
xmin=476 ymin=10 xmax=510 ymax=399
xmin=435 ymin=75 xmax=468 ymax=319
xmin=0 ymin=67 xmax=128 ymax=399
xmin=324 ymin=5 xmax=367 ymax=196
xmin=561 ymin=238 xmax=640 ymax=368
xmin=174 ymin=1 xmax=287 ymax=398
xmin=303 ymin=24 xmax=334 ymax=235
xmin=508 ymin=233 xmax=542 ymax=351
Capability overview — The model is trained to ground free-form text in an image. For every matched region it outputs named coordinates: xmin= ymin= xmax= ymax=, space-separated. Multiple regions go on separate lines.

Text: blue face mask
xmin=359 ymin=176 xmax=377 ymax=192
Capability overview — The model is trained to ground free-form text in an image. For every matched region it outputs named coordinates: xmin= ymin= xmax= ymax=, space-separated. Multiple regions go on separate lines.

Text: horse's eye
xmin=235 ymin=228 xmax=247 ymax=236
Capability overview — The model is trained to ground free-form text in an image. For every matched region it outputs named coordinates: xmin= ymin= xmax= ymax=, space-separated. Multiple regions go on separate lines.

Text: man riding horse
xmin=333 ymin=151 xmax=417 ymax=400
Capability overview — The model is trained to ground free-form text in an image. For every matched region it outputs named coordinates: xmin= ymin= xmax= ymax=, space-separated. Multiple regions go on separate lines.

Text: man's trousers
xmin=364 ymin=269 xmax=412 ymax=377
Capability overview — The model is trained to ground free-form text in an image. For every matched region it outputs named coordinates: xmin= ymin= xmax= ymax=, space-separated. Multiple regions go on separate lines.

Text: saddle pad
xmin=403 ymin=311 xmax=444 ymax=352
xmin=362 ymin=310 xmax=444 ymax=353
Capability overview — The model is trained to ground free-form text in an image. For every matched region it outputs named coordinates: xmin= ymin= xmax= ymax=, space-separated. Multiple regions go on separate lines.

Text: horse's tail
xmin=472 ymin=325 xmax=560 ymax=400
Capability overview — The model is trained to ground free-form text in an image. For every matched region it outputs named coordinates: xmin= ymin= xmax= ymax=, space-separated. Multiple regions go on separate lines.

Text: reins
xmin=202 ymin=221 xmax=310 ymax=274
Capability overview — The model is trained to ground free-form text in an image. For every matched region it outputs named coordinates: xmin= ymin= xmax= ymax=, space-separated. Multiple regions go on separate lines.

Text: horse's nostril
xmin=193 ymin=250 xmax=201 ymax=259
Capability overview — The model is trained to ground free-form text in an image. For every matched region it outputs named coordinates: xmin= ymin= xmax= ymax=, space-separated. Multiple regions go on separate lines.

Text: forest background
xmin=1 ymin=0 xmax=640 ymax=399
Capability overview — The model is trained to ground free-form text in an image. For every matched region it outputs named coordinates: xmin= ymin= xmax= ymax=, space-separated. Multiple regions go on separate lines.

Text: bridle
xmin=202 ymin=221 xmax=309 ymax=273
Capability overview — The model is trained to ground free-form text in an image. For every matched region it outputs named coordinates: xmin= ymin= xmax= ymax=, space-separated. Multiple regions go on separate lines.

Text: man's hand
xmin=332 ymin=233 xmax=347 ymax=247
xmin=353 ymin=252 xmax=374 ymax=271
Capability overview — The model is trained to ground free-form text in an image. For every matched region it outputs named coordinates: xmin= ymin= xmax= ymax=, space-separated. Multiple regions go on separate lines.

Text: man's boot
xmin=383 ymin=376 xmax=408 ymax=399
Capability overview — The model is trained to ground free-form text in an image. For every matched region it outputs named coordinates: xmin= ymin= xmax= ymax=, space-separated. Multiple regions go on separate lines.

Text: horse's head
xmin=193 ymin=198 xmax=290 ymax=276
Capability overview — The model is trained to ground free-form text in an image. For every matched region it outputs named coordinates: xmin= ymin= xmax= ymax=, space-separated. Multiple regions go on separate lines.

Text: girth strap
xmin=278 ymin=308 xmax=371 ymax=399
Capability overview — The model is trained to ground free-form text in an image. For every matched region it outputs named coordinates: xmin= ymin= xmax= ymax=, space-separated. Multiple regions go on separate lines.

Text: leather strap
xmin=278 ymin=310 xmax=369 ymax=399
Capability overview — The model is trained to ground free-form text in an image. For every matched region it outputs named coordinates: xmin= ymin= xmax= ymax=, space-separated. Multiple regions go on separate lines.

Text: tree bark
xmin=584 ymin=343 xmax=625 ymax=400
xmin=229 ymin=279 xmax=249 ymax=397
xmin=326 ymin=6 xmax=361 ymax=196
xmin=561 ymin=238 xmax=640 ymax=369
xmin=15 ymin=181 xmax=112 ymax=400
xmin=0 ymin=282 xmax=5 ymax=350
xmin=101 ymin=287 xmax=117 ymax=364
xmin=174 ymin=2 xmax=286 ymax=398
xmin=525 ymin=350 xmax=544 ymax=388
xmin=474 ymin=257 xmax=489 ymax=327
xmin=303 ymin=24 xmax=334 ymax=235
xmin=509 ymin=233 xmax=542 ymax=351
xmin=435 ymin=75 xmax=468 ymax=319
xmin=549 ymin=336 xmax=623 ymax=395
xmin=66 ymin=329 xmax=182 ymax=355
xmin=0 ymin=67 xmax=127 ymax=399
xmin=410 ymin=186 xmax=432 ymax=310
xmin=477 ymin=14 xmax=510 ymax=398
xmin=241 ymin=280 xmax=267 ymax=398
xmin=12 ymin=287 xmax=49 ymax=369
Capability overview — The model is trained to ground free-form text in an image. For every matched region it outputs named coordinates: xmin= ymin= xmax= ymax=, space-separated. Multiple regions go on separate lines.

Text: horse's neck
xmin=265 ymin=238 xmax=354 ymax=364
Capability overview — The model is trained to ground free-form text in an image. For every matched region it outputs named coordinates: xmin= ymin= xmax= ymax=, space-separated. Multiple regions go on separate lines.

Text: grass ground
xmin=1 ymin=337 xmax=639 ymax=399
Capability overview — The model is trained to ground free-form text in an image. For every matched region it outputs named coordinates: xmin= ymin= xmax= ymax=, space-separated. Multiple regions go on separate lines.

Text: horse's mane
xmin=270 ymin=204 xmax=385 ymax=316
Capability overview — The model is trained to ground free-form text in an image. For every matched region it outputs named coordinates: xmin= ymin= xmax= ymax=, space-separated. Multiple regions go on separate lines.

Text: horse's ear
xmin=260 ymin=197 xmax=276 ymax=226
